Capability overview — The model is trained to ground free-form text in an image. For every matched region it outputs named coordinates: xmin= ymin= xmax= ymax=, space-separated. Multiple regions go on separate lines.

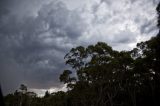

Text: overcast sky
xmin=0 ymin=0 xmax=159 ymax=96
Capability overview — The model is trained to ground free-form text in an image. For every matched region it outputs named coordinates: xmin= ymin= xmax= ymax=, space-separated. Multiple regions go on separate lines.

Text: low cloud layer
xmin=0 ymin=0 xmax=159 ymax=95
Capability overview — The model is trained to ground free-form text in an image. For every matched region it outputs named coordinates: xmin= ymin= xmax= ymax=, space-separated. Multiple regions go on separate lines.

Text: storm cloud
xmin=0 ymin=0 xmax=159 ymax=95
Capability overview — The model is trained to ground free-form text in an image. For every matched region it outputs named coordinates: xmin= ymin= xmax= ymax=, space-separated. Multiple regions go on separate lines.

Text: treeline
xmin=3 ymin=2 xmax=160 ymax=106
xmin=4 ymin=84 xmax=68 ymax=106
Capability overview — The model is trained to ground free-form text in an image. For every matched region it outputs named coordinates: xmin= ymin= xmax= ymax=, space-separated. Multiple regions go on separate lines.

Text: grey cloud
xmin=0 ymin=57 xmax=25 ymax=94
xmin=70 ymin=0 xmax=158 ymax=53
xmin=38 ymin=2 xmax=86 ymax=39
xmin=0 ymin=0 xmax=86 ymax=95
xmin=140 ymin=20 xmax=158 ymax=34
xmin=112 ymin=31 xmax=137 ymax=44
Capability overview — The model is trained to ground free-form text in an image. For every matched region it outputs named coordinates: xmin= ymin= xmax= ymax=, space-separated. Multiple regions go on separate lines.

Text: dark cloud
xmin=38 ymin=2 xmax=86 ymax=39
xmin=0 ymin=0 xmax=85 ymax=95
xmin=140 ymin=21 xmax=158 ymax=34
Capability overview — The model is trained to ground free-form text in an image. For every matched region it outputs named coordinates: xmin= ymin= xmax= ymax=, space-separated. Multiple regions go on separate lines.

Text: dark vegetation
xmin=3 ymin=2 xmax=160 ymax=106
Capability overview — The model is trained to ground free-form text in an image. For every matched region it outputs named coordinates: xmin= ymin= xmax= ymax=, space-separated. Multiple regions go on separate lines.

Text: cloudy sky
xmin=0 ymin=0 xmax=159 ymax=96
